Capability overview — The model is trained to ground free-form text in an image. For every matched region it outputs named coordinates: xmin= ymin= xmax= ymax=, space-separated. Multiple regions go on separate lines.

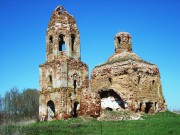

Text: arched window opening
xmin=49 ymin=36 xmax=53 ymax=43
xmin=49 ymin=75 xmax=53 ymax=84
xmin=117 ymin=37 xmax=121 ymax=44
xmin=71 ymin=34 xmax=76 ymax=52
xmin=58 ymin=34 xmax=65 ymax=51
xmin=47 ymin=100 xmax=55 ymax=114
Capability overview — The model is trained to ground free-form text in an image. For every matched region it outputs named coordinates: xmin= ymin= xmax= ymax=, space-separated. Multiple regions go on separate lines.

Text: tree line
xmin=0 ymin=87 xmax=39 ymax=125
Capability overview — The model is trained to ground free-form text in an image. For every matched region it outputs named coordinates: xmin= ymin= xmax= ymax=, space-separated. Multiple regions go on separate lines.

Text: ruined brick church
xmin=39 ymin=6 xmax=167 ymax=120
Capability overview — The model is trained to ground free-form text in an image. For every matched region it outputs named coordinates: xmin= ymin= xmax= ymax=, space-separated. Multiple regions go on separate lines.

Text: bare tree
xmin=21 ymin=89 xmax=39 ymax=119
xmin=1 ymin=87 xmax=39 ymax=124
xmin=3 ymin=87 xmax=20 ymax=122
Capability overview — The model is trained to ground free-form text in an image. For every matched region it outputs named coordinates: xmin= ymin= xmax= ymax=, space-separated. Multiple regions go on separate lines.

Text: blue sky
xmin=0 ymin=0 xmax=180 ymax=110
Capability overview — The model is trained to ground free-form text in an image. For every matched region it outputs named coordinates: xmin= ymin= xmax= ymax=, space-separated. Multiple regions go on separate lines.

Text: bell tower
xmin=46 ymin=6 xmax=80 ymax=62
xmin=39 ymin=6 xmax=88 ymax=120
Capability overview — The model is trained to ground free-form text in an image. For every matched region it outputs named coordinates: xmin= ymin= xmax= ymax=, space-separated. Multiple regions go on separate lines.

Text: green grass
xmin=0 ymin=111 xmax=180 ymax=135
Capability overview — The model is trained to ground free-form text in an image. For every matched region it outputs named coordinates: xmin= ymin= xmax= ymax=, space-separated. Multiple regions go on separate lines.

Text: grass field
xmin=0 ymin=111 xmax=180 ymax=135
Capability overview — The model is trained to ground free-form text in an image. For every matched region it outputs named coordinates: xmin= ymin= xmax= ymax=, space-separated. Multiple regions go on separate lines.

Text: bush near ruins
xmin=0 ymin=87 xmax=39 ymax=125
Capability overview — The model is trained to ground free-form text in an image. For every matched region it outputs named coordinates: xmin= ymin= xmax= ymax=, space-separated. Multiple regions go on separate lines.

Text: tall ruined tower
xmin=39 ymin=6 xmax=88 ymax=120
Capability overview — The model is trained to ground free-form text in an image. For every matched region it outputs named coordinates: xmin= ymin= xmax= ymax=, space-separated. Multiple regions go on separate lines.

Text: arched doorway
xmin=145 ymin=101 xmax=152 ymax=113
xmin=73 ymin=101 xmax=79 ymax=118
xmin=47 ymin=100 xmax=55 ymax=120
xmin=98 ymin=89 xmax=125 ymax=110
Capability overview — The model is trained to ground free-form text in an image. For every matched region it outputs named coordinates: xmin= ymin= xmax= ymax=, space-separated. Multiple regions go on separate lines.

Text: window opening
xmin=49 ymin=36 xmax=53 ymax=43
xmin=56 ymin=6 xmax=65 ymax=12
xmin=138 ymin=76 xmax=141 ymax=84
xmin=117 ymin=37 xmax=121 ymax=44
xmin=50 ymin=76 xmax=52 ymax=83
xmin=56 ymin=7 xmax=60 ymax=12
xmin=152 ymin=80 xmax=155 ymax=85
xmin=62 ymin=44 xmax=65 ymax=51
xmin=109 ymin=77 xmax=112 ymax=85
xmin=73 ymin=79 xmax=77 ymax=95
xmin=71 ymin=34 xmax=75 ymax=52
xmin=48 ymin=75 xmax=53 ymax=86
xmin=74 ymin=80 xmax=77 ymax=90
xmin=58 ymin=34 xmax=65 ymax=51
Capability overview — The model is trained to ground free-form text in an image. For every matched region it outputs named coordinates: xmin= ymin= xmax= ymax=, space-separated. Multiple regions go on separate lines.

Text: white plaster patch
xmin=101 ymin=96 xmax=121 ymax=110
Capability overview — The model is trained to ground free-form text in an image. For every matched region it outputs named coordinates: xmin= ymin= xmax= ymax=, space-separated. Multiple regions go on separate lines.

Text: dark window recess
xmin=74 ymin=79 xmax=77 ymax=95
xmin=152 ymin=80 xmax=155 ymax=85
xmin=56 ymin=7 xmax=60 ymax=12
xmin=105 ymin=107 xmax=113 ymax=111
xmin=71 ymin=34 xmax=75 ymax=52
xmin=47 ymin=100 xmax=55 ymax=114
xmin=74 ymin=80 xmax=77 ymax=90
xmin=117 ymin=37 xmax=121 ymax=44
xmin=56 ymin=6 xmax=65 ymax=13
xmin=49 ymin=75 xmax=52 ymax=84
xmin=58 ymin=34 xmax=65 ymax=51
xmin=139 ymin=102 xmax=142 ymax=112
xmin=49 ymin=36 xmax=53 ymax=43
xmin=138 ymin=76 xmax=141 ymax=84
xmin=109 ymin=77 xmax=112 ymax=84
